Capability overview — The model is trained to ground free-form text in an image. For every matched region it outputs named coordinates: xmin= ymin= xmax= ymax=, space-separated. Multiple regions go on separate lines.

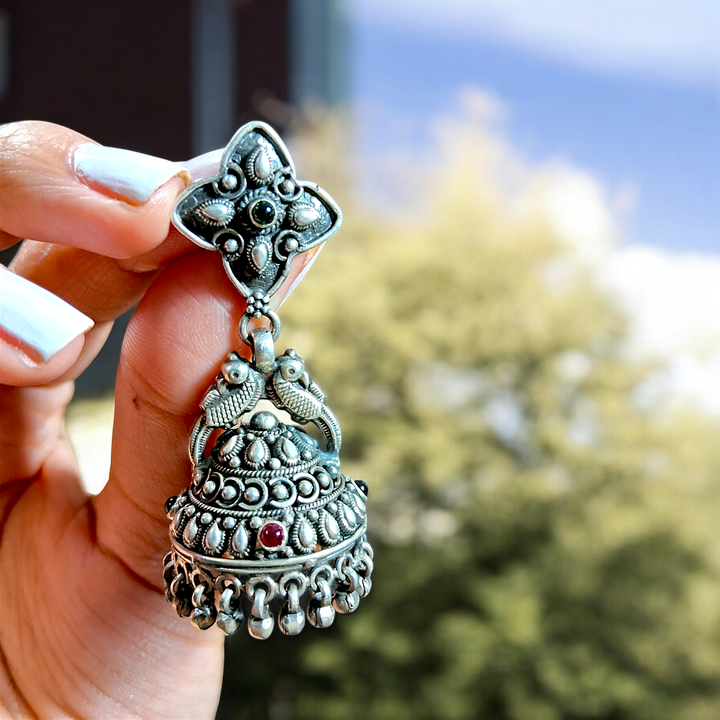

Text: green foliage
xmin=217 ymin=119 xmax=720 ymax=720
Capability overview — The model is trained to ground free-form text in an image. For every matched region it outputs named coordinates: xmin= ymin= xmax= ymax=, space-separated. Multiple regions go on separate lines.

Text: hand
xmin=0 ymin=121 xmax=311 ymax=718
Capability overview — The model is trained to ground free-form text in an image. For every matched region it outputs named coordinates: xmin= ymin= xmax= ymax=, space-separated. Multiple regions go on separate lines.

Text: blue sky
xmin=347 ymin=2 xmax=719 ymax=253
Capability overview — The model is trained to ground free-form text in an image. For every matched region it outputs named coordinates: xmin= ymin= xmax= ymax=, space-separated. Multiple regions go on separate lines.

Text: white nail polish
xmin=73 ymin=144 xmax=190 ymax=204
xmin=0 ymin=269 xmax=94 ymax=361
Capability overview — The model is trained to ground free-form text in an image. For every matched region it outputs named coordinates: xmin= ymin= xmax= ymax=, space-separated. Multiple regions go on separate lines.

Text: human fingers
xmin=0 ymin=236 xmax=200 ymax=389
xmin=0 ymin=382 xmax=73 ymax=484
xmin=0 ymin=118 xmax=193 ymax=384
xmin=0 ymin=134 xmax=214 ymax=488
xmin=7 ymin=144 xmax=224 ymax=320
xmin=1 ymin=232 xmax=195 ymax=385
xmin=1 ymin=192 xmax=314 ymax=387
xmin=0 ymin=121 xmax=189 ymax=257
xmin=0 ymin=432 xmax=224 ymax=720
xmin=0 ymin=125 xmax=218 ymax=385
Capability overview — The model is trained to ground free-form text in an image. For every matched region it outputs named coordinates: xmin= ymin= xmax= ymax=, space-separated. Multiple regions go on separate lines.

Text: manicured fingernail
xmin=73 ymin=144 xmax=191 ymax=204
xmin=0 ymin=268 xmax=94 ymax=361
xmin=183 ymin=148 xmax=223 ymax=181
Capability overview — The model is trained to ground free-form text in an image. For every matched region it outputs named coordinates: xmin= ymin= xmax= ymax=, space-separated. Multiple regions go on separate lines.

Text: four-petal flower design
xmin=172 ymin=122 xmax=342 ymax=299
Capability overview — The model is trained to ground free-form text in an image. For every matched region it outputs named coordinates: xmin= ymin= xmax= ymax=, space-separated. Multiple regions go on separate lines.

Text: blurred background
xmin=2 ymin=1 xmax=720 ymax=718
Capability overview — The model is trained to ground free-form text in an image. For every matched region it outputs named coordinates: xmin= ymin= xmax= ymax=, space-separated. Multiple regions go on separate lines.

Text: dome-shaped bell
xmin=164 ymin=349 xmax=373 ymax=640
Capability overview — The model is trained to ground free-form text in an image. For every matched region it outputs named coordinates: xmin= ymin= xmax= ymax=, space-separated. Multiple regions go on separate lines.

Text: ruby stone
xmin=259 ymin=522 xmax=285 ymax=549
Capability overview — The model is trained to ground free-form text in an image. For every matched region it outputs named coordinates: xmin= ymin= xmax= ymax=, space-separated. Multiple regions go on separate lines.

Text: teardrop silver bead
xmin=220 ymin=434 xmax=238 ymax=458
xmin=299 ymin=520 xmax=314 ymax=546
xmin=246 ymin=438 xmax=269 ymax=466
xmin=203 ymin=520 xmax=224 ymax=554
xmin=289 ymin=204 xmax=321 ymax=229
xmin=254 ymin=149 xmax=272 ymax=180
xmin=183 ymin=516 xmax=199 ymax=546
xmin=250 ymin=243 xmax=269 ymax=271
xmin=231 ymin=523 xmax=250 ymax=555
xmin=194 ymin=199 xmax=235 ymax=227
xmin=324 ymin=512 xmax=340 ymax=541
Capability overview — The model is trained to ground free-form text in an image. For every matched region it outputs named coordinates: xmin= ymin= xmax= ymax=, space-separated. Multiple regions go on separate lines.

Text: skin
xmin=0 ymin=121 xmax=315 ymax=718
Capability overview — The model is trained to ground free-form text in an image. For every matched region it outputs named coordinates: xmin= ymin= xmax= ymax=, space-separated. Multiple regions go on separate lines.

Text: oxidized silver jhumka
xmin=163 ymin=122 xmax=373 ymax=639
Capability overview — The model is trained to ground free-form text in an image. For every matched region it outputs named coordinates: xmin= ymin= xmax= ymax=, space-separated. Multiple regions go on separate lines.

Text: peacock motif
xmin=267 ymin=349 xmax=342 ymax=454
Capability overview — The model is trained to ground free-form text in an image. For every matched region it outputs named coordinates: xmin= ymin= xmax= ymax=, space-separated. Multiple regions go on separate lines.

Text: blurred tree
xmin=217 ymin=113 xmax=720 ymax=720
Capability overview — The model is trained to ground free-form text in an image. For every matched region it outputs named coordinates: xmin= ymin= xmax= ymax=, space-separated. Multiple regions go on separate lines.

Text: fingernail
xmin=73 ymin=144 xmax=191 ymax=204
xmin=0 ymin=268 xmax=94 ymax=361
xmin=183 ymin=148 xmax=223 ymax=181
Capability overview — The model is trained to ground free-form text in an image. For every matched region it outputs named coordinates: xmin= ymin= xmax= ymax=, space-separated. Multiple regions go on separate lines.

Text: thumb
xmin=92 ymin=247 xmax=314 ymax=585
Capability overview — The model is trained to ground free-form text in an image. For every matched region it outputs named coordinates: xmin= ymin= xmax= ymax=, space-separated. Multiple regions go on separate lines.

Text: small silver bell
xmin=333 ymin=590 xmax=361 ymax=615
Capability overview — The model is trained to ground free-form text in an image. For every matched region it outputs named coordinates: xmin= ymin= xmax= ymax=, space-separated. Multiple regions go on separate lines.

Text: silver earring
xmin=163 ymin=122 xmax=373 ymax=639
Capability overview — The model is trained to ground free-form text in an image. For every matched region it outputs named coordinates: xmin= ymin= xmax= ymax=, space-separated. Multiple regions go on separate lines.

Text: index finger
xmin=0 ymin=120 xmax=189 ymax=258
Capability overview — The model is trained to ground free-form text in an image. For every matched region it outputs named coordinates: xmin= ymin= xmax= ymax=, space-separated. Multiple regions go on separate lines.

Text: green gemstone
xmin=250 ymin=199 xmax=276 ymax=227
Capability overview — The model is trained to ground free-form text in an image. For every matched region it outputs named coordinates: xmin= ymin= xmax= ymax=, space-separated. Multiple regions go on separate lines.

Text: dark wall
xmin=235 ymin=0 xmax=292 ymax=128
xmin=0 ymin=0 xmax=293 ymax=155
xmin=0 ymin=0 xmax=194 ymax=158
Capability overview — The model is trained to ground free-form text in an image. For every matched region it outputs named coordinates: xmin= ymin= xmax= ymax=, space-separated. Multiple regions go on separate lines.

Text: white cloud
xmin=527 ymin=166 xmax=720 ymax=415
xmin=520 ymin=163 xmax=626 ymax=260
xmin=352 ymin=0 xmax=720 ymax=89
xmin=600 ymin=247 xmax=720 ymax=415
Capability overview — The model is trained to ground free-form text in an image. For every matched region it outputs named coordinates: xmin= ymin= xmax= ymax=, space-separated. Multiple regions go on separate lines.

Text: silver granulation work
xmin=164 ymin=122 xmax=372 ymax=639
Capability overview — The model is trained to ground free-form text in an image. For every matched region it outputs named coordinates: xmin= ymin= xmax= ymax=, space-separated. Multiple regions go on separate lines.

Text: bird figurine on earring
xmin=163 ymin=122 xmax=373 ymax=639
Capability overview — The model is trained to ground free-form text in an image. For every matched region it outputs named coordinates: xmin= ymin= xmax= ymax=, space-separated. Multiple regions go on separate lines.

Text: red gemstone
xmin=259 ymin=522 xmax=285 ymax=549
